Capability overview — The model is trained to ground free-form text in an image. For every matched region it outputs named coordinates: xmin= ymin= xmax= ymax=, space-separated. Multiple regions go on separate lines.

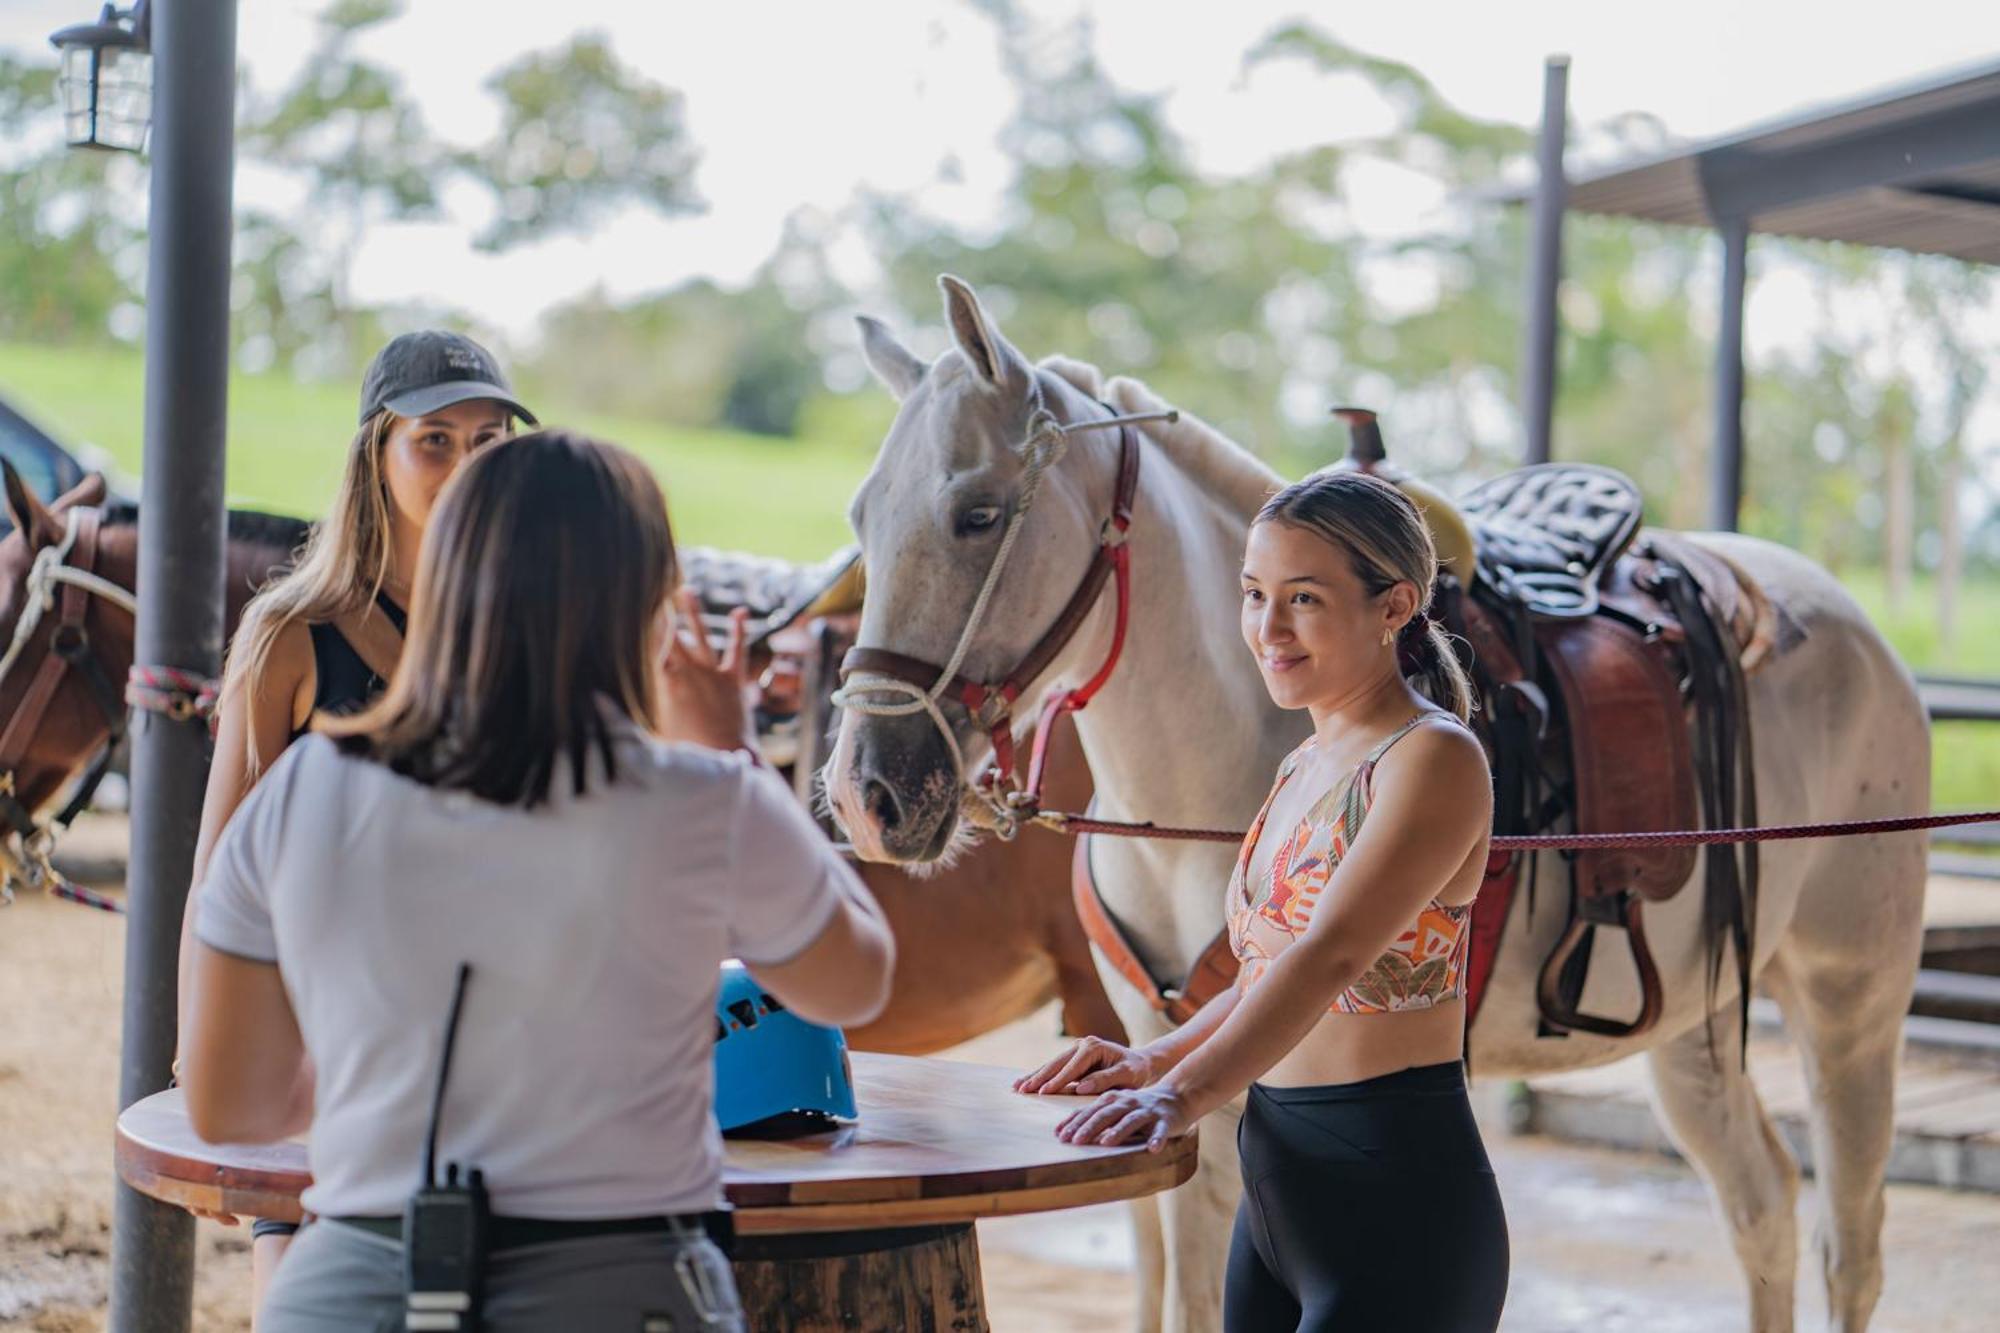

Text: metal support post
xmin=1709 ymin=215 xmax=1749 ymax=531
xmin=1521 ymin=54 xmax=1570 ymax=465
xmin=107 ymin=1 xmax=238 ymax=1329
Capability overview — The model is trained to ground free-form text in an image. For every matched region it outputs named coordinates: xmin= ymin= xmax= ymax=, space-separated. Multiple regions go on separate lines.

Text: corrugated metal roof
xmin=1491 ymin=57 xmax=2000 ymax=263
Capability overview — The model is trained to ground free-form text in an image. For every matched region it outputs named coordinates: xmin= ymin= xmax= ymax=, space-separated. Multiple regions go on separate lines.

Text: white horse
xmin=825 ymin=275 xmax=1930 ymax=1333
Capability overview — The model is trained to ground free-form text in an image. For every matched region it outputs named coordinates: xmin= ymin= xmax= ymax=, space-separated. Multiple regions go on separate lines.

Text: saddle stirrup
xmin=1534 ymin=891 xmax=1663 ymax=1040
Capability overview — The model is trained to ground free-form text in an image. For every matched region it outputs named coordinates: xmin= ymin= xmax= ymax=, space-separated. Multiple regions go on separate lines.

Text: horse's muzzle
xmin=827 ymin=712 xmax=962 ymax=864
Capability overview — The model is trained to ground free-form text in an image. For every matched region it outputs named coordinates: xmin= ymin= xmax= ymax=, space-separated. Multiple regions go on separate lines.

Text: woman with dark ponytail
xmin=1020 ymin=469 xmax=1508 ymax=1330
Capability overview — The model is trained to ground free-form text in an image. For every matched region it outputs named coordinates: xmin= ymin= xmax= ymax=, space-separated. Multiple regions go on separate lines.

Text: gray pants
xmin=260 ymin=1218 xmax=746 ymax=1333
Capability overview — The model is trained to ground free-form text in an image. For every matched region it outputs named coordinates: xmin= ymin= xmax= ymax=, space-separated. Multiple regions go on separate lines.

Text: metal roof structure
xmin=1502 ymin=55 xmax=2000 ymax=530
xmin=1537 ymin=57 xmax=2000 ymax=263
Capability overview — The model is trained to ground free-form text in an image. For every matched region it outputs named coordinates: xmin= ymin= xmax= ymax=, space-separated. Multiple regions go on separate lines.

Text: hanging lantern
xmin=49 ymin=1 xmax=152 ymax=154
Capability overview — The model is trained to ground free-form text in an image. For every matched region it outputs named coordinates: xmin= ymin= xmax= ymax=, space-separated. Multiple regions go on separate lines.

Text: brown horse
xmin=0 ymin=463 xmax=1123 ymax=1054
xmin=0 ymin=465 xmax=300 ymax=856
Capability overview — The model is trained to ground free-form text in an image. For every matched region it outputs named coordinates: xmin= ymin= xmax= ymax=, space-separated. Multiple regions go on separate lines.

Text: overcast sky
xmin=10 ymin=0 xmax=1997 ymax=341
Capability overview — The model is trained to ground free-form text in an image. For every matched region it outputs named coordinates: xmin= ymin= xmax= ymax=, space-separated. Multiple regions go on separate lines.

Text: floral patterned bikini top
xmin=1227 ymin=713 xmax=1474 ymax=1014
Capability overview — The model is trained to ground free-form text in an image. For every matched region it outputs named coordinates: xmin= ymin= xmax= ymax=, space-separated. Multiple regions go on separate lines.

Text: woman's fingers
xmin=1096 ymin=1107 xmax=1156 ymax=1146
xmin=1073 ymin=1063 xmax=1139 ymax=1096
xmin=675 ymin=589 xmax=718 ymax=668
xmin=718 ymin=608 xmax=751 ymax=679
xmin=1016 ymin=1041 xmax=1103 ymax=1095
xmin=1058 ymin=1095 xmax=1130 ymax=1144
xmin=1056 ymin=1100 xmax=1112 ymax=1140
xmin=1014 ymin=1043 xmax=1082 ymax=1092
xmin=1047 ymin=1045 xmax=1116 ymax=1094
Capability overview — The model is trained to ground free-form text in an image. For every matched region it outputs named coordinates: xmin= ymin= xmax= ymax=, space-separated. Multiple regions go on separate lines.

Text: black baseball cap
xmin=358 ymin=330 xmax=538 ymax=427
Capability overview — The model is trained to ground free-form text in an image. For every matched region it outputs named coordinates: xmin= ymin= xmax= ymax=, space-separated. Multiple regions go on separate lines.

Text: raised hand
xmin=658 ymin=591 xmax=758 ymax=754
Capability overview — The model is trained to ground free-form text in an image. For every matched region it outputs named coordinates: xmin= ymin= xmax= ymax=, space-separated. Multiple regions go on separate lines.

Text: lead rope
xmin=833 ymin=403 xmax=1174 ymax=830
xmin=1030 ymin=806 xmax=2000 ymax=849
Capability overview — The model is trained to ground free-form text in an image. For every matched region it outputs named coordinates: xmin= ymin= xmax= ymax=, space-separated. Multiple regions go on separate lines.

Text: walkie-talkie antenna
xmin=421 ymin=963 xmax=473 ymax=1189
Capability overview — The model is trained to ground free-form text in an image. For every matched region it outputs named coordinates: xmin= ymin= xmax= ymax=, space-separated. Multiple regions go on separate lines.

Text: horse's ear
xmin=938 ymin=274 xmax=1026 ymax=390
xmin=1 ymin=459 xmax=59 ymax=551
xmin=857 ymin=315 xmax=927 ymax=401
xmin=52 ymin=472 xmax=107 ymax=514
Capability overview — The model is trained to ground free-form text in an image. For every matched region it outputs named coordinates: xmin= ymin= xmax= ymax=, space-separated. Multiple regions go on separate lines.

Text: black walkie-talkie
xmin=405 ymin=962 xmax=488 ymax=1332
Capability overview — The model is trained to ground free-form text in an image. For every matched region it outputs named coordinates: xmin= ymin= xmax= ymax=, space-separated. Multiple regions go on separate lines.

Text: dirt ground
xmin=6 ymin=822 xmax=2000 ymax=1331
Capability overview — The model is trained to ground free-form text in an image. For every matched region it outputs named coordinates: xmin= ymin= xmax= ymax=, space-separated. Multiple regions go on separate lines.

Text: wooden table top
xmin=117 ymin=1051 xmax=1197 ymax=1234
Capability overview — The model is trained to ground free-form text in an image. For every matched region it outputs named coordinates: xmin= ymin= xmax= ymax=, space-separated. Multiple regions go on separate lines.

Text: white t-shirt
xmin=195 ymin=725 xmax=858 ymax=1220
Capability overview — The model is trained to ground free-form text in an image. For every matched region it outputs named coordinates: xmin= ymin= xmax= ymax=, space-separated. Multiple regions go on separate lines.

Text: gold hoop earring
xmin=1380 ymin=627 xmax=1394 ymax=647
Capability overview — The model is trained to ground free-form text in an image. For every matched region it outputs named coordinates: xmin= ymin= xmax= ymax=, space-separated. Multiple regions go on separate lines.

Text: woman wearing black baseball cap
xmin=174 ymin=330 xmax=535 ymax=1323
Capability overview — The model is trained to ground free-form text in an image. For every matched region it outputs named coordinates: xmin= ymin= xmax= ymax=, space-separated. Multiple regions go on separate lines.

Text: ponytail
xmin=1398 ymin=614 xmax=1474 ymax=723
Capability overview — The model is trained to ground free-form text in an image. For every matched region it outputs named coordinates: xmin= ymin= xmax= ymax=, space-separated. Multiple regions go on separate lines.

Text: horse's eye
xmin=957 ymin=506 xmax=1002 ymax=537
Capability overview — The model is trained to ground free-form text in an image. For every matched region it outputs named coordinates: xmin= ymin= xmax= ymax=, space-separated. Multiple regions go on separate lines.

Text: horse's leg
xmin=1097 ymin=979 xmax=1236 ymax=1333
xmin=1646 ymin=1014 xmax=1801 ymax=1332
xmin=1758 ymin=951 xmax=1901 ymax=1333
xmin=1758 ymin=837 xmax=1924 ymax=1331
xmin=1128 ymin=1194 xmax=1165 ymax=1333
xmin=1051 ymin=928 xmax=1130 ymax=1043
xmin=1154 ymin=1101 xmax=1241 ymax=1333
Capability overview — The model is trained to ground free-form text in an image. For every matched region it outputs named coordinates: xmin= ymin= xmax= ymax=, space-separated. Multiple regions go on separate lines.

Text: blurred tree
xmin=1904 ymin=257 xmax=1993 ymax=646
xmin=235 ymin=0 xmax=446 ymax=372
xmin=862 ymin=11 xmax=1354 ymax=454
xmin=1245 ymin=22 xmax=1718 ymax=498
xmin=462 ymin=34 xmax=701 ymax=251
xmin=522 ymin=215 xmax=830 ymax=437
xmin=0 ymin=2 xmax=707 ymax=383
xmin=0 ymin=55 xmax=146 ymax=343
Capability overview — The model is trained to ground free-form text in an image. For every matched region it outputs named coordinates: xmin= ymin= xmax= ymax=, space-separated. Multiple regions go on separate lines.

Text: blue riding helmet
xmin=713 ymin=961 xmax=857 ymax=1132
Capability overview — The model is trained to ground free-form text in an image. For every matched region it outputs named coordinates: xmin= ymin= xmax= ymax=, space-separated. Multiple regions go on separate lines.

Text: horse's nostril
xmin=864 ymin=778 xmax=902 ymax=832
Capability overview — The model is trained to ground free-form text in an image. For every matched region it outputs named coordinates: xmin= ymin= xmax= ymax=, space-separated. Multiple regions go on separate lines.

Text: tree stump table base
xmin=733 ymin=1224 xmax=986 ymax=1333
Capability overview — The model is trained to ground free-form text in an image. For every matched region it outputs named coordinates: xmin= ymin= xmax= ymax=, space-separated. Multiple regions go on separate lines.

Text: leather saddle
xmin=678 ymin=544 xmax=864 ymax=654
xmin=1449 ymin=463 xmax=1760 ymax=1044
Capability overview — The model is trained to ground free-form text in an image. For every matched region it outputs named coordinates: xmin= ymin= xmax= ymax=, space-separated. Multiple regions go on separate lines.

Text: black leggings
xmin=1226 ymin=1061 xmax=1509 ymax=1332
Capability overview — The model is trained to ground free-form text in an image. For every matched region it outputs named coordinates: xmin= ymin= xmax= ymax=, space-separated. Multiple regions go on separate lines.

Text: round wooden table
xmin=118 ymin=1051 xmax=1196 ymax=1331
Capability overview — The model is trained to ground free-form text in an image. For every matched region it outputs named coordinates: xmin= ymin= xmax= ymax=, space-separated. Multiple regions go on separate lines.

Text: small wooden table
xmin=118 ymin=1051 xmax=1195 ymax=1331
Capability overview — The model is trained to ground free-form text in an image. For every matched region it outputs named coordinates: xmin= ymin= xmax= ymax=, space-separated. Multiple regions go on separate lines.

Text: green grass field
xmin=0 ymin=340 xmax=873 ymax=559
xmin=3 ymin=340 xmax=1993 ymax=813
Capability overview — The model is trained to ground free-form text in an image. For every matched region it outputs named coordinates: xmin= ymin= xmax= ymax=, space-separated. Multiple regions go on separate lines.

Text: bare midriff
xmin=1260 ymin=991 xmax=1469 ymax=1087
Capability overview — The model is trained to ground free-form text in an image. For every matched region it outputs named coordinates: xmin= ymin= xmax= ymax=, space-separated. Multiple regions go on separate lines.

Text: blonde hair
xmin=325 ymin=430 xmax=679 ymax=807
xmin=1254 ymin=470 xmax=1474 ymax=722
xmin=222 ymin=411 xmax=402 ymax=763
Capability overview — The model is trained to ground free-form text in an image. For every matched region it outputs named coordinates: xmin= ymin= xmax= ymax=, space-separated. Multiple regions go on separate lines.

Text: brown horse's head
xmin=0 ymin=459 xmax=130 ymax=835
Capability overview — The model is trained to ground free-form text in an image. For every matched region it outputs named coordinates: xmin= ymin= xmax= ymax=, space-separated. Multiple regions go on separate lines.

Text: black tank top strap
xmin=372 ymin=588 xmax=408 ymax=635
xmin=300 ymin=591 xmax=407 ymax=732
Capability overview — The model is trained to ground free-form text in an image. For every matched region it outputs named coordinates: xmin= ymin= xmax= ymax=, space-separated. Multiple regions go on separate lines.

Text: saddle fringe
xmin=1667 ymin=536 xmax=1782 ymax=677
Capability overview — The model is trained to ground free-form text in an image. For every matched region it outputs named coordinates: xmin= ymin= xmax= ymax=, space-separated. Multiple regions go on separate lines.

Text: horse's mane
xmin=102 ymin=501 xmax=310 ymax=556
xmin=1038 ymin=355 xmax=1284 ymax=519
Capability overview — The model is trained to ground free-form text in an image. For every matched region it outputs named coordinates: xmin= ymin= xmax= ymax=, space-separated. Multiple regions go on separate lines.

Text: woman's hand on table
xmin=1013 ymin=1036 xmax=1165 ymax=1097
xmin=1055 ymin=1084 xmax=1197 ymax=1153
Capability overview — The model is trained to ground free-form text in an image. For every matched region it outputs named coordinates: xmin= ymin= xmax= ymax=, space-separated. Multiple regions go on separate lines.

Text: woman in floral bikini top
xmin=1018 ymin=470 xmax=1510 ymax=1331
xmin=1229 ymin=713 xmax=1474 ymax=1014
